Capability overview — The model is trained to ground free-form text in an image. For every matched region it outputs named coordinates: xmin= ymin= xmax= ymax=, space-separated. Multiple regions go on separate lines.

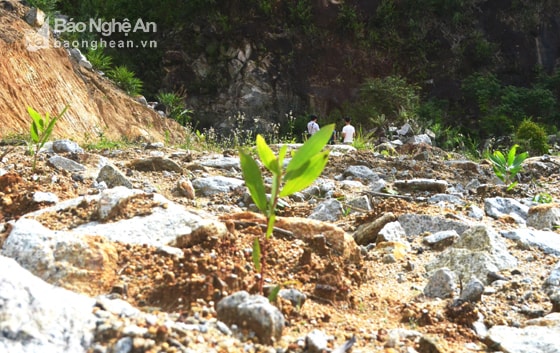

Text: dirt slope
xmin=0 ymin=3 xmax=185 ymax=143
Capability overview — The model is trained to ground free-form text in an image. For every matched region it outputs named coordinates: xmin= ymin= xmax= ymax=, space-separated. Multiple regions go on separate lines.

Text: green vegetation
xmin=515 ymin=118 xmax=549 ymax=156
xmin=156 ymin=91 xmax=193 ymax=126
xmin=533 ymin=192 xmax=553 ymax=204
xmin=239 ymin=124 xmax=334 ymax=294
xmin=487 ymin=144 xmax=528 ymax=191
xmin=86 ymin=48 xmax=113 ymax=72
xmin=342 ymin=75 xmax=421 ymax=134
xmin=107 ymin=66 xmax=143 ymax=96
xmin=84 ymin=135 xmax=131 ymax=151
xmin=27 ymin=0 xmax=58 ymax=16
xmin=43 ymin=0 xmax=560 ymax=148
xmin=28 ymin=105 xmax=68 ymax=171
xmin=352 ymin=127 xmax=376 ymax=150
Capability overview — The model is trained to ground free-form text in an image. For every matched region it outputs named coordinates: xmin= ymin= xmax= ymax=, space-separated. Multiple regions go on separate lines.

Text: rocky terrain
xmin=1 ymin=138 xmax=560 ymax=353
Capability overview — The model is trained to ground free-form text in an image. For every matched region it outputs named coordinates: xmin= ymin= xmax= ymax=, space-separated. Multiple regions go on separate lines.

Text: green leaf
xmin=489 ymin=151 xmax=505 ymax=166
xmin=280 ymin=150 xmax=330 ymax=197
xmin=239 ymin=149 xmax=268 ymax=213
xmin=38 ymin=113 xmax=47 ymax=131
xmin=506 ymin=181 xmax=518 ymax=191
xmin=30 ymin=122 xmax=40 ymax=144
xmin=256 ymin=135 xmax=279 ymax=174
xmin=252 ymin=237 xmax=261 ymax=272
xmin=285 ymin=124 xmax=334 ymax=175
xmin=492 ymin=167 xmax=505 ymax=182
xmin=507 ymin=144 xmax=518 ymax=166
xmin=27 ymin=107 xmax=41 ymax=143
xmin=512 ymin=151 xmax=528 ymax=168
xmin=267 ymin=285 xmax=281 ymax=302
xmin=40 ymin=115 xmax=59 ymax=148
xmin=277 ymin=145 xmax=288 ymax=168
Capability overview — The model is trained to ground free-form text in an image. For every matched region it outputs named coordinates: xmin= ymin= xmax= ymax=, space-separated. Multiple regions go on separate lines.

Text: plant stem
xmin=259 ymin=233 xmax=266 ymax=294
xmin=259 ymin=172 xmax=282 ymax=294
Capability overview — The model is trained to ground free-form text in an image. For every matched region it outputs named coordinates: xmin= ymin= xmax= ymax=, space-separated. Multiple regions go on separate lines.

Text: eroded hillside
xmin=0 ymin=2 xmax=185 ymax=143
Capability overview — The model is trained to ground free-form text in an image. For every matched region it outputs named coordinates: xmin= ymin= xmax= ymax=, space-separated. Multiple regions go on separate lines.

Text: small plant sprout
xmin=239 ymin=124 xmax=335 ymax=295
xmin=533 ymin=192 xmax=553 ymax=204
xmin=487 ymin=144 xmax=528 ymax=191
xmin=28 ymin=105 xmax=68 ymax=171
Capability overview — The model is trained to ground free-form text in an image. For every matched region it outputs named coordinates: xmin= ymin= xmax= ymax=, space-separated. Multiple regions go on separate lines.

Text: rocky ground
xmin=1 ymin=140 xmax=560 ymax=353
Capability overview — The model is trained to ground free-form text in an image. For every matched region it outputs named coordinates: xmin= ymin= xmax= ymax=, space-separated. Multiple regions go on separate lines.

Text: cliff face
xmin=0 ymin=3 xmax=185 ymax=143
xmin=156 ymin=1 xmax=560 ymax=131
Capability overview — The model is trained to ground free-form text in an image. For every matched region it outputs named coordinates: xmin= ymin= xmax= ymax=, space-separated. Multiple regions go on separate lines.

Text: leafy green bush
xmin=498 ymin=86 xmax=555 ymax=124
xmin=107 ymin=66 xmax=143 ymax=96
xmin=86 ymin=48 xmax=113 ymax=72
xmin=347 ymin=75 xmax=420 ymax=132
xmin=480 ymin=114 xmax=514 ymax=138
xmin=336 ymin=4 xmax=365 ymax=41
xmin=156 ymin=91 xmax=192 ymax=126
xmin=288 ymin=0 xmax=314 ymax=35
xmin=239 ymin=124 xmax=334 ymax=294
xmin=430 ymin=122 xmax=464 ymax=151
xmin=461 ymin=73 xmax=501 ymax=114
xmin=515 ymin=118 xmax=549 ymax=156
xmin=487 ymin=144 xmax=528 ymax=191
xmin=27 ymin=0 xmax=58 ymax=16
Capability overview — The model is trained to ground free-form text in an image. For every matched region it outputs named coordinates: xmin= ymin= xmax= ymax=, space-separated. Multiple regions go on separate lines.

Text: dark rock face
xmin=159 ymin=3 xmax=560 ymax=131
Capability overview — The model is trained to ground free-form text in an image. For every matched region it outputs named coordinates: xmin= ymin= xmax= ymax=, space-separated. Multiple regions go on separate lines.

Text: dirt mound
xmin=0 ymin=3 xmax=185 ymax=143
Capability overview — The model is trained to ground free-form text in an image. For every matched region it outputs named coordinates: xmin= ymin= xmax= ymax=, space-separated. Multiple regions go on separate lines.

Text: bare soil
xmin=1 ymin=144 xmax=559 ymax=352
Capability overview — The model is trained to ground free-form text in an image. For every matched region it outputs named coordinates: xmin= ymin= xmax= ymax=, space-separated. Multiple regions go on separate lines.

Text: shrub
xmin=27 ymin=0 xmax=58 ymax=15
xmin=86 ymin=48 xmax=113 ymax=72
xmin=107 ymin=66 xmax=143 ymax=96
xmin=347 ymin=75 xmax=421 ymax=132
xmin=480 ymin=114 xmax=514 ymax=138
xmin=461 ymin=73 xmax=501 ymax=114
xmin=156 ymin=91 xmax=192 ymax=126
xmin=515 ymin=118 xmax=549 ymax=156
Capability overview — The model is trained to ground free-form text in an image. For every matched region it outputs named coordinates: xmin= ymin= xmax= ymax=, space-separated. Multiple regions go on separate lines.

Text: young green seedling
xmin=239 ymin=124 xmax=334 ymax=294
xmin=487 ymin=144 xmax=528 ymax=191
xmin=28 ymin=105 xmax=68 ymax=171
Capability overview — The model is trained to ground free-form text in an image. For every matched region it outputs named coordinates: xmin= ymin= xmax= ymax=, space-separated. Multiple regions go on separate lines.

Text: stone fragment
xmin=24 ymin=7 xmax=45 ymax=27
xmin=128 ymin=156 xmax=182 ymax=173
xmin=484 ymin=197 xmax=528 ymax=224
xmin=422 ymin=230 xmax=459 ymax=251
xmin=459 ymin=277 xmax=485 ymax=302
xmin=48 ymin=155 xmax=86 ymax=172
xmin=353 ymin=212 xmax=397 ymax=246
xmin=0 ymin=255 xmax=96 ymax=352
xmin=52 ymin=139 xmax=84 ymax=154
xmin=216 ymin=291 xmax=284 ymax=344
xmin=486 ymin=313 xmax=560 ymax=353
xmin=394 ymin=178 xmax=448 ymax=193
xmin=527 ymin=203 xmax=560 ymax=230
xmin=308 ymin=199 xmax=344 ymax=222
xmin=305 ymin=329 xmax=329 ymax=353
xmin=424 ymin=268 xmax=457 ymax=299
xmin=97 ymin=164 xmax=133 ymax=189
xmin=192 ymin=176 xmax=244 ymax=196
xmin=398 ymin=214 xmax=470 ymax=238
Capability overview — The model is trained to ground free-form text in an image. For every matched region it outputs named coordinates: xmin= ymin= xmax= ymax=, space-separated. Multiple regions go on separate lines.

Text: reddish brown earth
xmin=0 ymin=3 xmax=185 ymax=143
xmin=1 ymin=145 xmax=558 ymax=352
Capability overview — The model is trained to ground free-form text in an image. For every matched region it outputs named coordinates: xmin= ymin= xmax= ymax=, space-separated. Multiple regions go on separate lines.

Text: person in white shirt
xmin=341 ymin=116 xmax=355 ymax=144
xmin=307 ymin=115 xmax=320 ymax=136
